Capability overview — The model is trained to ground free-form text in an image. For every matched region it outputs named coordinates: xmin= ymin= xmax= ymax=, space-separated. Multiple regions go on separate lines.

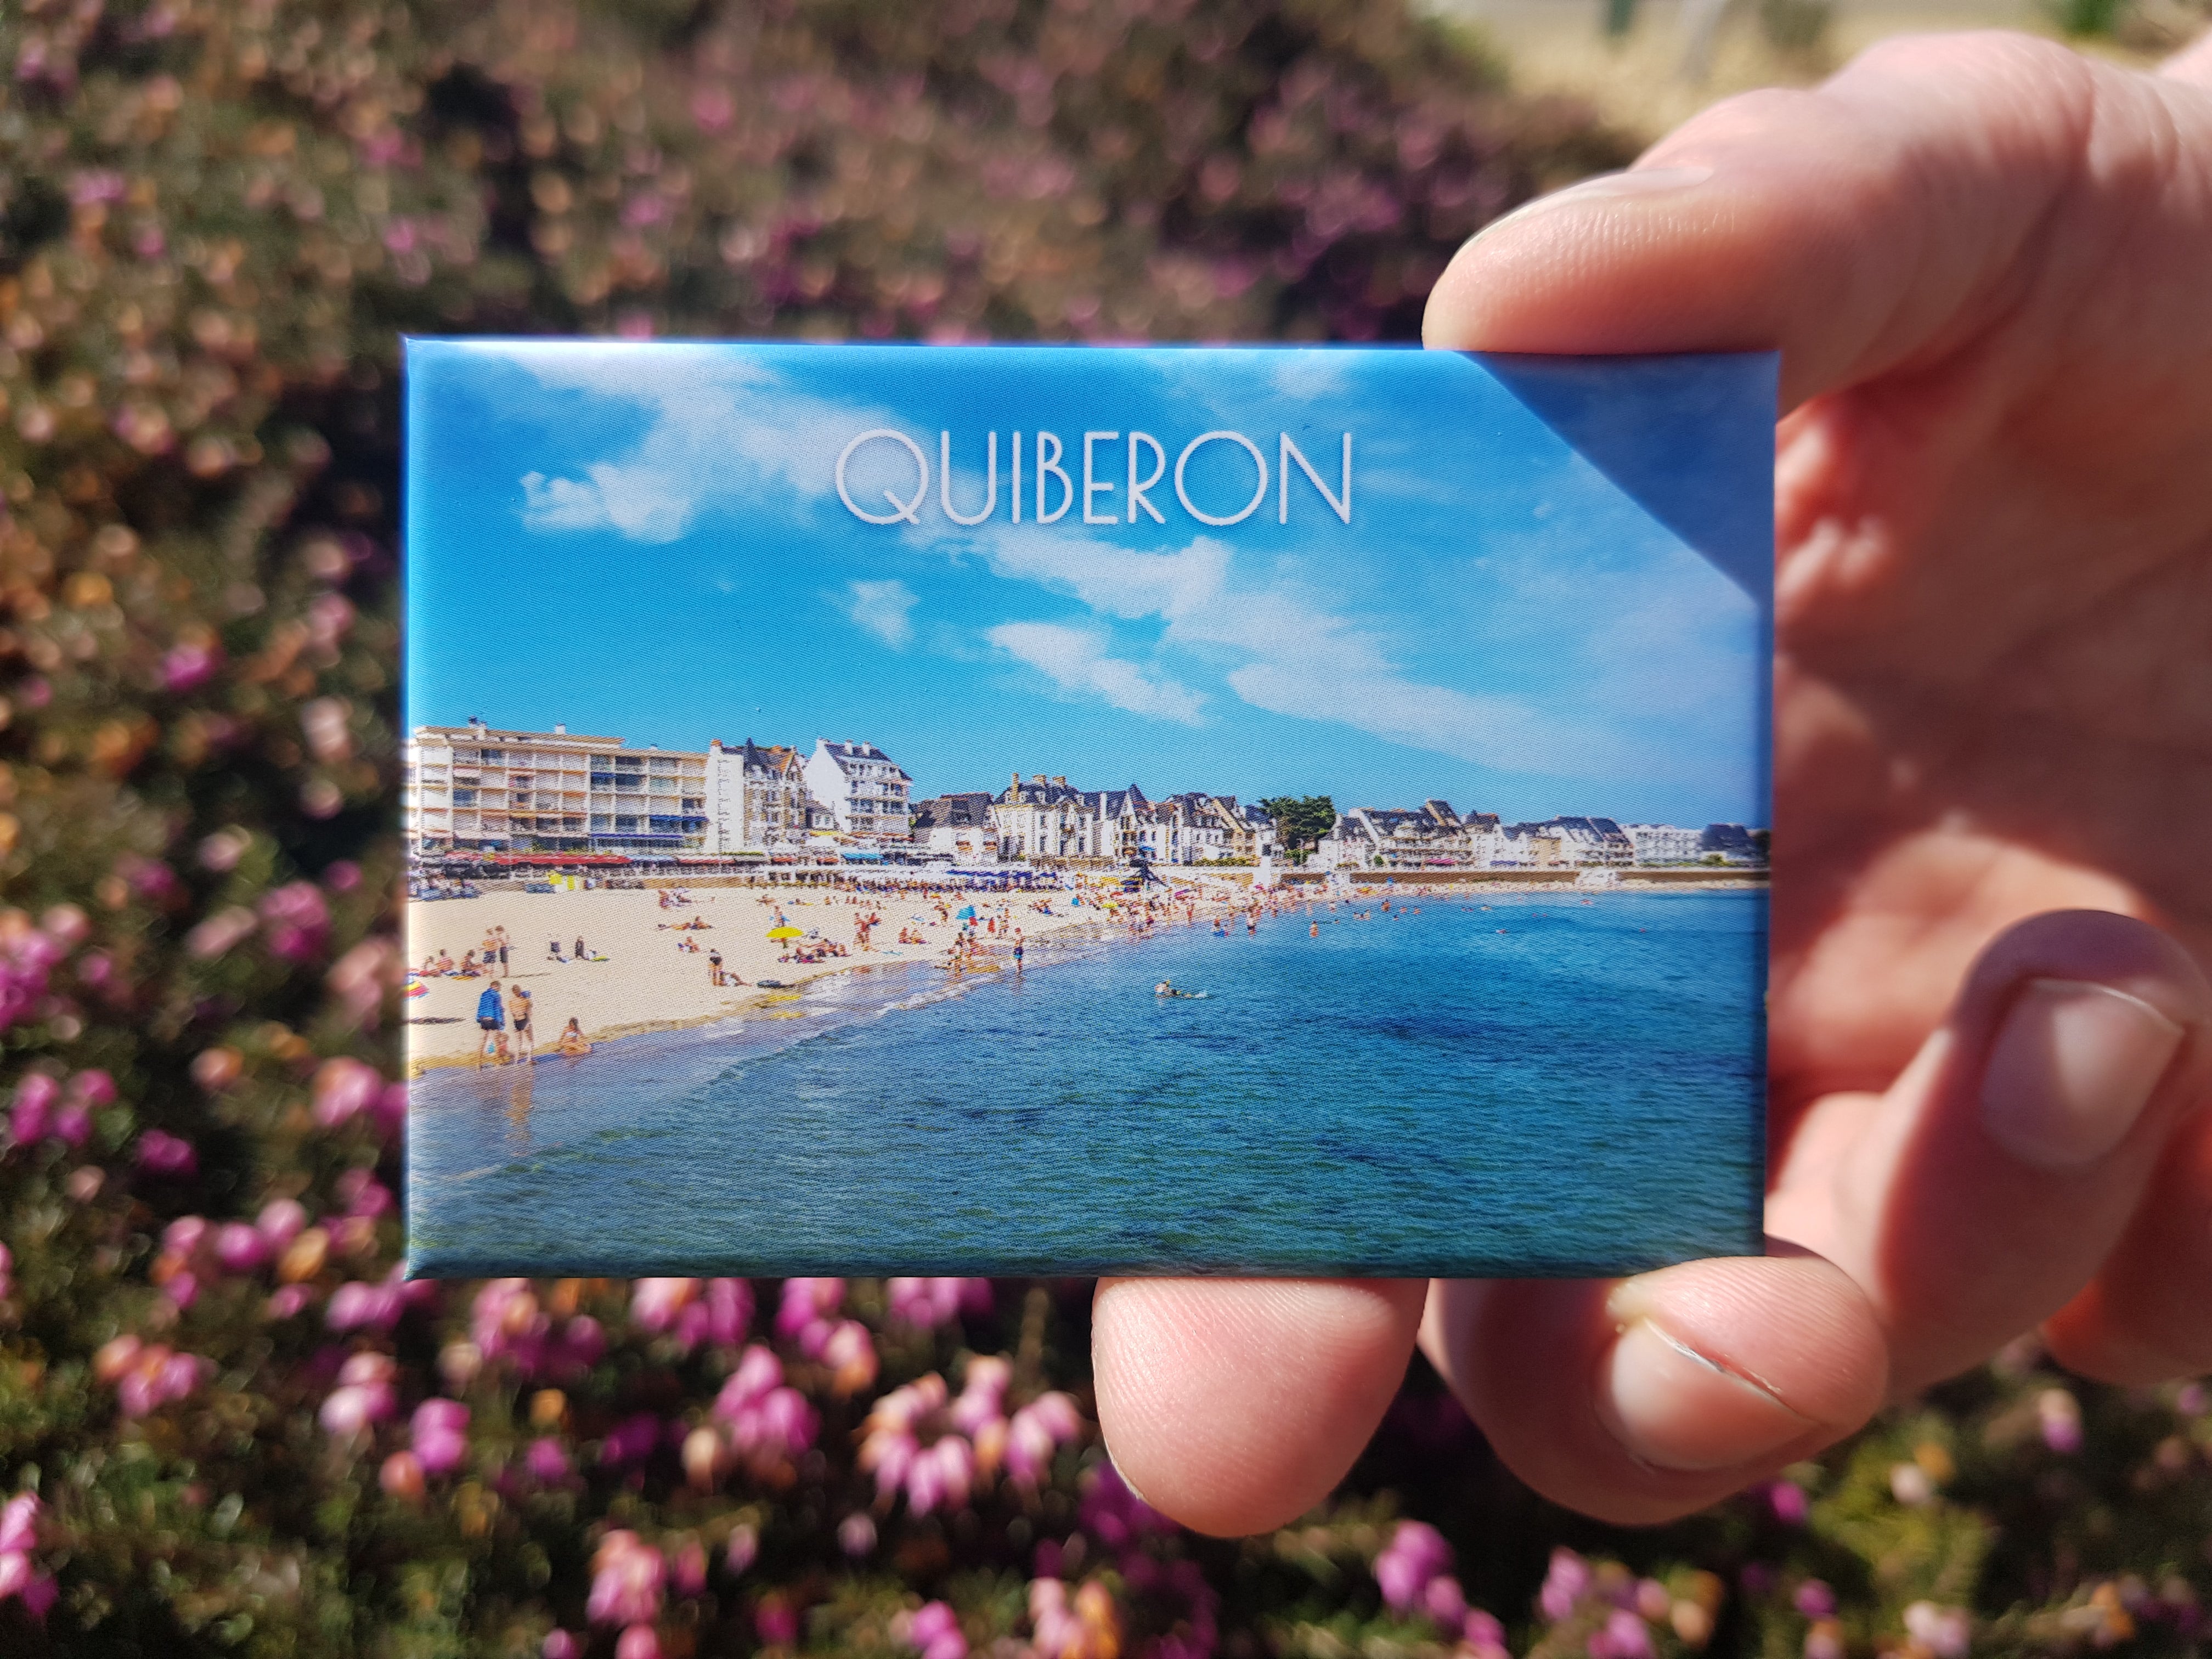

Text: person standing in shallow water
xmin=509 ymin=984 xmax=534 ymax=1064
xmin=475 ymin=979 xmax=504 ymax=1069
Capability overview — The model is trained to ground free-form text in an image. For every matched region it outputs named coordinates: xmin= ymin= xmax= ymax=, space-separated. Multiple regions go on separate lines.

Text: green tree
xmin=1261 ymin=795 xmax=1338 ymax=854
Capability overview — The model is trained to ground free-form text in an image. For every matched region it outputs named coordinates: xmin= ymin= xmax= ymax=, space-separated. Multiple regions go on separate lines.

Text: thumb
xmin=1422 ymin=31 xmax=2208 ymax=408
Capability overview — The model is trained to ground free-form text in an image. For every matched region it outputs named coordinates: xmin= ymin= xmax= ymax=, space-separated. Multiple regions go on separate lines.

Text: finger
xmin=1422 ymin=31 xmax=2210 ymax=407
xmin=2045 ymin=1081 xmax=2212 ymax=1383
xmin=1767 ymin=910 xmax=2209 ymax=1393
xmin=1091 ymin=1277 xmax=1425 ymax=1536
xmin=1420 ymin=1252 xmax=1886 ymax=1526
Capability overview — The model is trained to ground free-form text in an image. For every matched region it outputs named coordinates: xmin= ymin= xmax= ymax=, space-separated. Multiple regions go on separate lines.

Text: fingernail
xmin=1598 ymin=1318 xmax=1812 ymax=1472
xmin=1980 ymin=978 xmax=2184 ymax=1169
xmin=1474 ymin=165 xmax=1714 ymax=241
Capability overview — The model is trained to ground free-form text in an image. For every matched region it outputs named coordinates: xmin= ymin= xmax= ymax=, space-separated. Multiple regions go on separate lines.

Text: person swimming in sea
xmin=1155 ymin=980 xmax=1203 ymax=998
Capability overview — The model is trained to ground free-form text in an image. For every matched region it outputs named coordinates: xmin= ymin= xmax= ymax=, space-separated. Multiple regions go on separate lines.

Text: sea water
xmin=407 ymin=890 xmax=1766 ymax=1277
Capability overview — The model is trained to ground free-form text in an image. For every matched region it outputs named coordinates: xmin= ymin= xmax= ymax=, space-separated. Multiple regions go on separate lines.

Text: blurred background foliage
xmin=0 ymin=0 xmax=2207 ymax=1654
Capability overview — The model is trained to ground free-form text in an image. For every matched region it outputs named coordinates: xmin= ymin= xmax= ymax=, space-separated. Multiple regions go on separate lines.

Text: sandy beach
xmin=403 ymin=872 xmax=1763 ymax=1073
xmin=402 ymin=879 xmax=1240 ymax=1073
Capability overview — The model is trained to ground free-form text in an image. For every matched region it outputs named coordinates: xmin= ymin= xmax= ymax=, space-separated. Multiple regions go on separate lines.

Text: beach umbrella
xmin=767 ymin=926 xmax=804 ymax=940
xmin=955 ymin=905 xmax=977 ymax=919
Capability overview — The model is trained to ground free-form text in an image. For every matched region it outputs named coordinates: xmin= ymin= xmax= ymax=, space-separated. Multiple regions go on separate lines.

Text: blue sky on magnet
xmin=405 ymin=340 xmax=1767 ymax=827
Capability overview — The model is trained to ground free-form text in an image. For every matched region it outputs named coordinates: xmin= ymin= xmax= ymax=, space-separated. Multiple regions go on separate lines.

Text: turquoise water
xmin=407 ymin=890 xmax=1766 ymax=1278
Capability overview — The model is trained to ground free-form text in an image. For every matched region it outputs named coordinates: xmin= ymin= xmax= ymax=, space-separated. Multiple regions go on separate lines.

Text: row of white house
xmin=1314 ymin=800 xmax=1764 ymax=870
xmin=912 ymin=776 xmax=1282 ymax=866
xmin=402 ymin=720 xmax=1760 ymax=870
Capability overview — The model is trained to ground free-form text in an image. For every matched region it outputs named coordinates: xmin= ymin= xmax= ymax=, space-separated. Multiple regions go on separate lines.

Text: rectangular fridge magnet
xmin=402 ymin=340 xmax=1774 ymax=1279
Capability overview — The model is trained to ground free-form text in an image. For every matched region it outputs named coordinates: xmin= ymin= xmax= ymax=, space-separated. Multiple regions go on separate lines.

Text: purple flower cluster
xmin=0 ymin=1494 xmax=55 ymax=1622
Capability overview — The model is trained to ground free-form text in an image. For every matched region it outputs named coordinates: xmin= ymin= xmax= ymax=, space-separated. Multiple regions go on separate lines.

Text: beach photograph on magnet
xmin=402 ymin=341 xmax=1773 ymax=1278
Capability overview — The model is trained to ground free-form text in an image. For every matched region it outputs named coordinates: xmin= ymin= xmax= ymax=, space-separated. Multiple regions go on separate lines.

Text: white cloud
xmin=961 ymin=522 xmax=1642 ymax=775
xmin=840 ymin=579 xmax=919 ymax=649
xmin=498 ymin=345 xmax=896 ymax=543
xmin=987 ymin=622 xmax=1207 ymax=726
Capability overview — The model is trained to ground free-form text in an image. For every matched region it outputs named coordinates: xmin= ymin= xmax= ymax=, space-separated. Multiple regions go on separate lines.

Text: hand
xmin=1092 ymin=30 xmax=2212 ymax=1530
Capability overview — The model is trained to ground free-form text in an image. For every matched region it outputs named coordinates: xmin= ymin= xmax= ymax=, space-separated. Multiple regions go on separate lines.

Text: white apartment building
xmin=1621 ymin=823 xmax=1706 ymax=865
xmin=803 ymin=740 xmax=913 ymax=842
xmin=403 ymin=719 xmax=707 ymax=855
xmin=704 ymin=740 xmax=817 ymax=856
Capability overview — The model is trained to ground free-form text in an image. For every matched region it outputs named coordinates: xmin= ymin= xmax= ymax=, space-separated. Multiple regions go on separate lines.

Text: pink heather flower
xmin=257 ymin=1203 xmax=309 ymax=1256
xmin=267 ymin=1285 xmax=315 ymax=1320
xmin=1769 ymin=1479 xmax=1810 ymax=1525
xmin=161 ymin=641 xmax=221 ymax=693
xmin=1375 ymin=1521 xmax=1453 ymax=1613
xmin=631 ymin=1278 xmax=698 ymax=1335
xmin=672 ymin=1535 xmax=708 ymax=1596
xmin=0 ymin=1552 xmax=30 ymax=1604
xmin=412 ymin=1399 xmax=470 ymax=1475
xmin=0 ymin=1242 xmax=12 ymax=1302
xmin=65 ymin=1068 xmax=114 ymax=1107
xmin=616 ymin=1625 xmax=662 ymax=1659
xmin=909 ymin=1436 xmax=975 ymax=1515
xmin=472 ymin=1279 xmax=558 ymax=1370
xmin=0 ymin=918 xmax=64 ymax=1035
xmin=776 ymin=1276 xmax=844 ymax=1353
xmin=887 ymin=1277 xmax=990 ymax=1329
xmin=1796 ymin=1581 xmax=1837 ymax=1621
xmin=326 ymin=1278 xmax=405 ymax=1332
xmin=1804 ymin=1622 xmax=1845 ymax=1659
xmin=185 ymin=907 xmax=259 ymax=961
xmin=901 ymin=1601 xmax=968 ymax=1659
xmin=704 ymin=1277 xmax=752 ymax=1347
xmin=756 ymin=1595 xmax=799 ymax=1646
xmin=320 ymin=1355 xmax=398 ymax=1436
xmin=164 ymin=1269 xmax=200 ymax=1311
xmin=821 ymin=1318 xmax=878 ymax=1396
xmin=838 ymin=1512 xmax=877 ymax=1557
xmin=50 ymin=1104 xmax=89 ymax=1148
xmin=312 ymin=1058 xmax=383 ymax=1128
xmin=951 ymin=1357 xmax=1011 ymax=1434
xmin=544 ymin=1633 xmax=582 ymax=1659
xmin=1903 ymin=1602 xmax=1971 ymax=1659
xmin=1465 ymin=1609 xmax=1508 ymax=1656
xmin=725 ymin=1522 xmax=759 ymax=1575
xmin=1540 ymin=1548 xmax=1593 ymax=1622
xmin=1076 ymin=1461 xmax=1168 ymax=1551
xmin=588 ymin=1531 xmax=665 ymax=1627
xmin=259 ymin=882 xmax=331 ymax=962
xmin=10 ymin=1074 xmax=58 ymax=1144
xmin=601 ymin=1413 xmax=663 ymax=1469
xmin=714 ymin=1345 xmax=782 ymax=1415
xmin=136 ymin=1128 xmax=198 ymax=1177
xmin=336 ymin=1168 xmax=394 ymax=1219
xmin=115 ymin=1344 xmax=206 ymax=1417
xmin=1589 ymin=1608 xmax=1656 ymax=1659
xmin=1006 ymin=1392 xmax=1083 ymax=1488
xmin=0 ymin=1493 xmax=38 ymax=1556
xmin=557 ymin=1315 xmax=607 ymax=1376
xmin=526 ymin=1437 xmax=573 ymax=1482
xmin=1422 ymin=1575 xmax=1468 ymax=1630
xmin=215 ymin=1222 xmax=270 ymax=1273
